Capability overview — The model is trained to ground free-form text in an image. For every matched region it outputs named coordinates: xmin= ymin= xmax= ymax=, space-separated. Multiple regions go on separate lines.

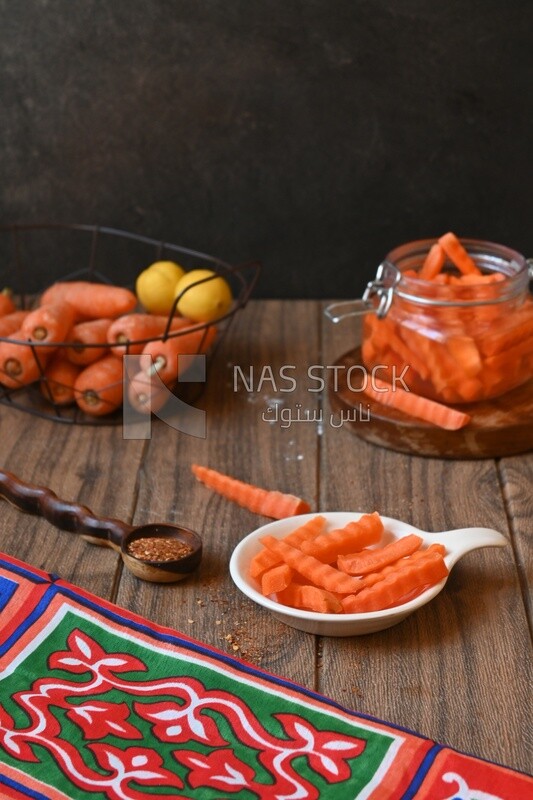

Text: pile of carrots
xmin=249 ymin=513 xmax=449 ymax=614
xmin=0 ymin=281 xmax=216 ymax=416
xmin=362 ymin=232 xmax=533 ymax=407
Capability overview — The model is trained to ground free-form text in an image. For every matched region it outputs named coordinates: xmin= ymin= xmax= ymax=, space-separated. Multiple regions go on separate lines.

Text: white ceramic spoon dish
xmin=229 ymin=512 xmax=508 ymax=637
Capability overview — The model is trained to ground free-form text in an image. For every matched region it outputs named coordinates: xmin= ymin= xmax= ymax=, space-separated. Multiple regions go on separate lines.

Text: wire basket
xmin=0 ymin=224 xmax=260 ymax=425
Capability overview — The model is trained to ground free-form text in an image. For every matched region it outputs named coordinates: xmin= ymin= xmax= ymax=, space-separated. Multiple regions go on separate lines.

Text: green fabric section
xmin=0 ymin=608 xmax=397 ymax=798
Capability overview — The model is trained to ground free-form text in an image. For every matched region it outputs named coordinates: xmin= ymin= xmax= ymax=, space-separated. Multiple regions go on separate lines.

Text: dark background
xmin=1 ymin=0 xmax=532 ymax=298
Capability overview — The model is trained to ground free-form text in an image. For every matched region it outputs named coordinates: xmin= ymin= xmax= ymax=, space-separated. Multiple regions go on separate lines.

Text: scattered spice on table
xmin=128 ymin=537 xmax=194 ymax=562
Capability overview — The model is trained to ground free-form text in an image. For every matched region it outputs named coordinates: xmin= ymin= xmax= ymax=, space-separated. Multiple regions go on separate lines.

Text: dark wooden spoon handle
xmin=0 ymin=469 xmax=131 ymax=548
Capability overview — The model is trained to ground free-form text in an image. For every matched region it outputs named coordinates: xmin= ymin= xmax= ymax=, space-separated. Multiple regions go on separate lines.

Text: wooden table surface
xmin=0 ymin=300 xmax=531 ymax=776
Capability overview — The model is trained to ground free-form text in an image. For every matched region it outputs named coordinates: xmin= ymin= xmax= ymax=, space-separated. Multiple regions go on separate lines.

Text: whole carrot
xmin=74 ymin=355 xmax=124 ymax=416
xmin=20 ymin=303 xmax=76 ymax=345
xmin=41 ymin=281 xmax=137 ymax=319
xmin=41 ymin=354 xmax=81 ymax=406
xmin=126 ymin=369 xmax=170 ymax=415
xmin=191 ymin=464 xmax=311 ymax=519
xmin=0 ymin=332 xmax=48 ymax=389
xmin=140 ymin=326 xmax=217 ymax=385
xmin=0 ymin=290 xmax=16 ymax=316
xmin=66 ymin=318 xmax=113 ymax=365
xmin=0 ymin=311 xmax=30 ymax=338
xmin=107 ymin=314 xmax=193 ymax=356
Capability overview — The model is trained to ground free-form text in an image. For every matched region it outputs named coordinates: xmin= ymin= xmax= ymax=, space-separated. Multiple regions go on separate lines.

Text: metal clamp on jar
xmin=325 ymin=239 xmax=533 ymax=405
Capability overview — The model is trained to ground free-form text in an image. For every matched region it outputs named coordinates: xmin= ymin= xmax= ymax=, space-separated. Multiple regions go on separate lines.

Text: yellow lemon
xmin=135 ymin=261 xmax=185 ymax=314
xmin=175 ymin=269 xmax=233 ymax=322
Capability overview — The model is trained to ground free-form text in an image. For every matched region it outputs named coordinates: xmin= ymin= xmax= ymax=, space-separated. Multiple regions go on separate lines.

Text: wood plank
xmin=115 ymin=300 xmax=320 ymax=687
xmin=0 ymin=406 xmax=146 ymax=597
xmin=498 ymin=454 xmax=533 ymax=626
xmin=318 ymin=301 xmax=532 ymax=773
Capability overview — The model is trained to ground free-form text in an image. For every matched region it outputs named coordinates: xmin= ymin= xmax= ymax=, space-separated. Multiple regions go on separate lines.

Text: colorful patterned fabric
xmin=0 ymin=552 xmax=530 ymax=800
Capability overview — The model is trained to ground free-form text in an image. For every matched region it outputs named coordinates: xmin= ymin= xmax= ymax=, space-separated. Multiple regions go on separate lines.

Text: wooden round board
xmin=329 ymin=347 xmax=533 ymax=459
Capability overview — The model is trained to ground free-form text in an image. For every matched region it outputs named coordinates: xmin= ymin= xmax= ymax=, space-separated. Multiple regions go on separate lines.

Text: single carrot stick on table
xmin=337 ymin=533 xmax=422 ymax=575
xmin=0 ymin=332 xmax=49 ymax=388
xmin=260 ymin=535 xmax=363 ymax=594
xmin=249 ymin=515 xmax=326 ymax=578
xmin=0 ymin=290 xmax=16 ymax=316
xmin=419 ymin=243 xmax=446 ymax=280
xmin=300 ymin=512 xmax=384 ymax=563
xmin=40 ymin=281 xmax=137 ymax=319
xmin=365 ymin=377 xmax=471 ymax=430
xmin=0 ymin=311 xmax=30 ymax=338
xmin=41 ymin=354 xmax=81 ymax=406
xmin=108 ymin=314 xmax=194 ymax=356
xmin=438 ymin=232 xmax=481 ymax=277
xmin=341 ymin=549 xmax=449 ymax=613
xmin=66 ymin=318 xmax=113 ymax=365
xmin=191 ymin=464 xmax=311 ymax=519
xmin=20 ymin=303 xmax=76 ymax=345
xmin=74 ymin=354 xmax=124 ymax=416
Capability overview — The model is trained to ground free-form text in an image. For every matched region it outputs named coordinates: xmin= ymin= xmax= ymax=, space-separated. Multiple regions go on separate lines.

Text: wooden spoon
xmin=0 ymin=469 xmax=202 ymax=583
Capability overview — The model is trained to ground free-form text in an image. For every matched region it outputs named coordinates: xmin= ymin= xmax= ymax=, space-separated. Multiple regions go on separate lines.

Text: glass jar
xmin=326 ymin=238 xmax=533 ymax=404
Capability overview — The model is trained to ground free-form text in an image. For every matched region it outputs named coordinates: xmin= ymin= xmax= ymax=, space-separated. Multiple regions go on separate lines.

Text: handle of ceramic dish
xmin=427 ymin=527 xmax=508 ymax=568
xmin=0 ymin=469 xmax=131 ymax=548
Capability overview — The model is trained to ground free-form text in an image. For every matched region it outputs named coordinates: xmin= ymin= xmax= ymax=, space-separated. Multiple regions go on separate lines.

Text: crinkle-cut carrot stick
xmin=249 ymin=515 xmax=326 ymax=579
xmin=0 ymin=290 xmax=16 ymax=316
xmin=74 ymin=355 xmax=124 ymax=416
xmin=20 ymin=303 xmax=76 ymax=345
xmin=337 ymin=533 xmax=423 ymax=576
xmin=191 ymin=464 xmax=311 ymax=519
xmin=300 ymin=513 xmax=384 ymax=563
xmin=484 ymin=336 xmax=533 ymax=374
xmin=432 ymin=273 xmax=451 ymax=285
xmin=455 ymin=377 xmax=484 ymax=403
xmin=341 ymin=549 xmax=449 ymax=613
xmin=41 ymin=354 xmax=81 ymax=406
xmin=367 ymin=316 xmax=430 ymax=380
xmin=261 ymin=563 xmax=294 ymax=596
xmin=66 ymin=318 xmax=113 ymax=365
xmin=141 ymin=326 xmax=217 ymax=386
xmin=445 ymin=335 xmax=482 ymax=377
xmin=419 ymin=243 xmax=446 ymax=280
xmin=0 ymin=333 xmax=49 ymax=389
xmin=40 ymin=281 xmax=137 ymax=319
xmin=0 ymin=311 xmax=29 ymax=338
xmin=438 ymin=232 xmax=481 ymax=276
xmin=107 ymin=314 xmax=194 ymax=356
xmin=365 ymin=377 xmax=471 ymax=430
xmin=260 ymin=535 xmax=362 ymax=594
xmin=349 ymin=543 xmax=447 ymax=596
xmin=277 ymin=583 xmax=343 ymax=613
xmin=478 ymin=304 xmax=533 ymax=357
